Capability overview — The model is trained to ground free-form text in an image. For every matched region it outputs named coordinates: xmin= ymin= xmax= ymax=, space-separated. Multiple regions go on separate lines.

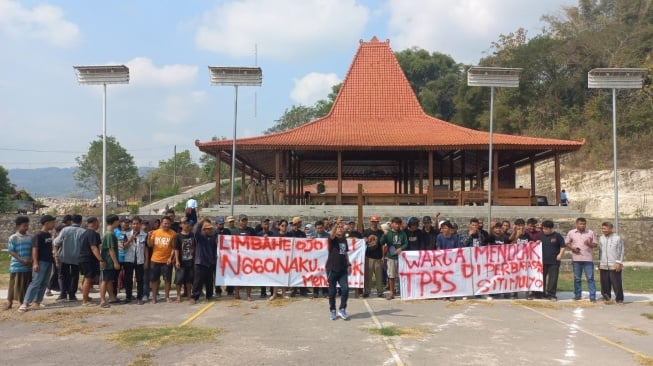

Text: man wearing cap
xmin=404 ymin=217 xmax=424 ymax=251
xmin=380 ymin=217 xmax=408 ymax=300
xmin=421 ymin=214 xmax=440 ymax=251
xmin=191 ymin=218 xmax=217 ymax=304
xmin=225 ymin=216 xmax=236 ymax=231
xmin=232 ymin=214 xmax=257 ymax=300
xmin=345 ymin=220 xmax=362 ymax=240
xmin=19 ymin=215 xmax=56 ymax=312
xmin=363 ymin=215 xmax=385 ymax=298
xmin=289 ymin=217 xmax=307 ymax=238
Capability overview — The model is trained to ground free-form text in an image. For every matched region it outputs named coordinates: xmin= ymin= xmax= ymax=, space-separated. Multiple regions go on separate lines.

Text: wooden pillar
xmin=449 ymin=157 xmax=454 ymax=190
xmin=241 ymin=165 xmax=246 ymax=204
xmin=530 ymin=158 xmax=536 ymax=196
xmin=427 ymin=151 xmax=433 ymax=204
xmin=357 ymin=184 xmax=363 ymax=232
xmin=274 ymin=151 xmax=280 ymax=205
xmin=438 ymin=157 xmax=444 ymax=186
xmin=554 ymin=153 xmax=561 ymax=205
xmin=475 ymin=151 xmax=483 ymax=190
xmin=418 ymin=155 xmax=424 ymax=195
xmin=337 ymin=151 xmax=342 ymax=204
xmin=409 ymin=159 xmax=415 ymax=194
xmin=298 ymin=159 xmax=303 ymax=204
xmin=215 ymin=151 xmax=221 ymax=202
xmin=460 ymin=152 xmax=466 ymax=191
xmin=281 ymin=151 xmax=288 ymax=205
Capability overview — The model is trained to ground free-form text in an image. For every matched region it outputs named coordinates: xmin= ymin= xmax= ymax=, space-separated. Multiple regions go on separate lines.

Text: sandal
xmin=100 ymin=302 xmax=111 ymax=308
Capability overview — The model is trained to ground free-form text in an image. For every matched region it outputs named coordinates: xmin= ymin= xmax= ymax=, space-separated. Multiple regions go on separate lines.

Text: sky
xmin=0 ymin=0 xmax=574 ymax=169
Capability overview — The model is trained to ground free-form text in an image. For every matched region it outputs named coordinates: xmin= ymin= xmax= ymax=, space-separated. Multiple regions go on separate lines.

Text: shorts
xmin=151 ymin=262 xmax=172 ymax=282
xmin=386 ymin=258 xmax=398 ymax=279
xmin=80 ymin=261 xmax=100 ymax=279
xmin=174 ymin=266 xmax=194 ymax=285
xmin=100 ymin=269 xmax=117 ymax=282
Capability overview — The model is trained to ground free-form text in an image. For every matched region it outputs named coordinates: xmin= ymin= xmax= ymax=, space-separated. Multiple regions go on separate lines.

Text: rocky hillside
xmin=518 ymin=162 xmax=652 ymax=219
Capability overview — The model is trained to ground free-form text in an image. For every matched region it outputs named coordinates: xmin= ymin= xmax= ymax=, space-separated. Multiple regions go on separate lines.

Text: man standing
xmin=5 ymin=216 xmax=32 ymax=310
xmin=53 ymin=214 xmax=85 ymax=302
xmin=459 ymin=218 xmax=487 ymax=247
xmin=565 ymin=217 xmax=598 ymax=302
xmin=598 ymin=222 xmax=624 ymax=304
xmin=191 ymin=219 xmax=218 ymax=304
xmin=78 ymin=217 xmax=102 ymax=306
xmin=380 ymin=217 xmax=408 ymax=300
xmin=232 ymin=214 xmax=257 ymax=300
xmin=404 ymin=217 xmax=424 ymax=251
xmin=148 ymin=216 xmax=176 ymax=303
xmin=363 ymin=215 xmax=384 ymax=298
xmin=124 ymin=216 xmax=148 ymax=304
xmin=185 ymin=197 xmax=198 ymax=224
xmin=537 ymin=220 xmax=565 ymax=301
xmin=421 ymin=214 xmax=440 ymax=250
xmin=214 ymin=216 xmax=231 ymax=297
xmin=19 ymin=215 xmax=56 ymax=312
xmin=100 ymin=215 xmax=121 ymax=308
xmin=174 ymin=217 xmax=196 ymax=303
xmin=326 ymin=218 xmax=351 ymax=320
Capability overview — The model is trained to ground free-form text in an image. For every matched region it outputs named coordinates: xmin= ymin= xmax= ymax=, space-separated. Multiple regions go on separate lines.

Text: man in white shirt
xmin=185 ymin=198 xmax=198 ymax=224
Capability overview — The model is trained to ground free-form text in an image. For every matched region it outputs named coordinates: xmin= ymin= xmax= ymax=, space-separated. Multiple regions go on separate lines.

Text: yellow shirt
xmin=150 ymin=228 xmax=176 ymax=264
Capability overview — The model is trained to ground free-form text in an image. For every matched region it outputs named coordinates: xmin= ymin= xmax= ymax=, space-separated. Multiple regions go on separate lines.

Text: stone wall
xmin=1 ymin=214 xmax=650 ymax=262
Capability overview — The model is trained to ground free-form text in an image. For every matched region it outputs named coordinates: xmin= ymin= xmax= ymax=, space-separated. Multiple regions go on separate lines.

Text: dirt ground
xmin=1 ymin=290 xmax=652 ymax=366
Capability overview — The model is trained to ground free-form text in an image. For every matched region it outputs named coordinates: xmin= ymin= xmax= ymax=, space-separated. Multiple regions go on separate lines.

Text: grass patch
xmin=512 ymin=300 xmax=560 ymax=310
xmin=107 ymin=325 xmax=224 ymax=350
xmin=128 ymin=352 xmax=155 ymax=366
xmin=367 ymin=325 xmax=431 ymax=338
xmin=641 ymin=313 xmax=653 ymax=320
xmin=557 ymin=267 xmax=653 ymax=293
xmin=619 ymin=327 xmax=648 ymax=336
xmin=16 ymin=307 xmax=123 ymax=327
xmin=0 ymin=251 xmax=10 ymax=288
xmin=635 ymin=354 xmax=653 ymax=366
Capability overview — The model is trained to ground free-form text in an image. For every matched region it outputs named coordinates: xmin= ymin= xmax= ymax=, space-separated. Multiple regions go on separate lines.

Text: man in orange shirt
xmin=147 ymin=216 xmax=176 ymax=303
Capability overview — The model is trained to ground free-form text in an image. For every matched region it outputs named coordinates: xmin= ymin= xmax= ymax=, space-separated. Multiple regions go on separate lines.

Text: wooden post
xmin=530 ymin=157 xmax=536 ymax=196
xmin=274 ymin=151 xmax=280 ymax=205
xmin=337 ymin=151 xmax=342 ymax=204
xmin=357 ymin=183 xmax=363 ymax=232
xmin=427 ymin=151 xmax=433 ymax=205
xmin=215 ymin=151 xmax=221 ymax=202
xmin=555 ymin=153 xmax=561 ymax=205
xmin=241 ymin=166 xmax=246 ymax=204
xmin=461 ymin=152 xmax=466 ymax=191
xmin=492 ymin=151 xmax=499 ymax=203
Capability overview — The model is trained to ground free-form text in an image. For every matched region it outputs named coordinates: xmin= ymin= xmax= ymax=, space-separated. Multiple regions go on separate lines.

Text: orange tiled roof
xmin=196 ymin=37 xmax=584 ymax=152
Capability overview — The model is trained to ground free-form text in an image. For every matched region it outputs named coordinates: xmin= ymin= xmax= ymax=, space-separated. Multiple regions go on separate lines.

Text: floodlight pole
xmin=102 ymin=83 xmax=107 ymax=233
xmin=230 ymin=85 xmax=239 ymax=216
xmin=488 ymin=86 xmax=495 ymax=226
xmin=588 ymin=68 xmax=646 ymax=235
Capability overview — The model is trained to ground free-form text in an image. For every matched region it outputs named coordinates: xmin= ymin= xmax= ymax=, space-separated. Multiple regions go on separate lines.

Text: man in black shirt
xmin=421 ymin=215 xmax=440 ymax=250
xmin=537 ymin=220 xmax=565 ymax=301
xmin=404 ymin=217 xmax=424 ymax=251
xmin=233 ymin=214 xmax=256 ymax=300
xmin=363 ymin=215 xmax=384 ymax=298
xmin=487 ymin=222 xmax=509 ymax=245
xmin=20 ymin=215 xmax=56 ymax=312
xmin=326 ymin=218 xmax=351 ymax=321
xmin=78 ymin=217 xmax=102 ymax=306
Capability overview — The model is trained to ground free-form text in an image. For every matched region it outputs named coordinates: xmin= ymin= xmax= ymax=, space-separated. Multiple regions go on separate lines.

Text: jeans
xmin=573 ymin=261 xmax=596 ymax=300
xmin=123 ymin=262 xmax=144 ymax=300
xmin=328 ymin=270 xmax=349 ymax=311
xmin=58 ymin=263 xmax=80 ymax=299
xmin=24 ymin=261 xmax=53 ymax=304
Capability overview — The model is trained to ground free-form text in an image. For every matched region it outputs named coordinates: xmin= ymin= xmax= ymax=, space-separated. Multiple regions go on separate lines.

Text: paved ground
xmin=1 ymin=289 xmax=652 ymax=366
xmin=138 ymin=182 xmax=215 ymax=215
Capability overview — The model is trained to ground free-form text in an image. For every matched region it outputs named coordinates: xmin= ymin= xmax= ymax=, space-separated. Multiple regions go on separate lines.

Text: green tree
xmin=265 ymin=83 xmax=342 ymax=134
xmin=74 ymin=136 xmax=140 ymax=201
xmin=0 ymin=165 xmax=16 ymax=212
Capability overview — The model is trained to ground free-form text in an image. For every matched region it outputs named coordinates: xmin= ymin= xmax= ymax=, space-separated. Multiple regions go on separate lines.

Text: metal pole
xmin=148 ymin=181 xmax=152 ymax=215
xmin=173 ymin=145 xmax=177 ymax=186
xmin=612 ymin=88 xmax=619 ymax=234
xmin=230 ymin=85 xmax=239 ymax=216
xmin=102 ymin=83 xmax=107 ymax=234
xmin=487 ymin=86 xmax=494 ymax=226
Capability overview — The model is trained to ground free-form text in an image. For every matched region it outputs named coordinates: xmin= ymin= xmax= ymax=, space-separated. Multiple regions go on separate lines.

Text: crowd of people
xmin=5 ymin=208 xmax=626 ymax=318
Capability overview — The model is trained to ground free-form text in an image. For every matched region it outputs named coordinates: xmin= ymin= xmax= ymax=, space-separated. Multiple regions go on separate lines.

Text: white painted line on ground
xmin=363 ymin=299 xmax=405 ymax=366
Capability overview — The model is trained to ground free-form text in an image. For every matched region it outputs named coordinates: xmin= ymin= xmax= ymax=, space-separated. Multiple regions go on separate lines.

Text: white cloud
xmin=159 ymin=91 xmax=207 ymax=125
xmin=291 ymin=72 xmax=341 ymax=105
xmin=0 ymin=0 xmax=80 ymax=47
xmin=126 ymin=57 xmax=198 ymax=86
xmin=386 ymin=0 xmax=570 ymax=63
xmin=194 ymin=0 xmax=369 ymax=60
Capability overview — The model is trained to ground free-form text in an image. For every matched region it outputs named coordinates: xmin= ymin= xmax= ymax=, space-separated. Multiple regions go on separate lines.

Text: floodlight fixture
xmin=468 ymin=66 xmax=522 ymax=226
xmin=588 ymin=67 xmax=646 ymax=234
xmin=73 ymin=64 xmax=130 ymax=233
xmin=209 ymin=66 xmax=263 ymax=215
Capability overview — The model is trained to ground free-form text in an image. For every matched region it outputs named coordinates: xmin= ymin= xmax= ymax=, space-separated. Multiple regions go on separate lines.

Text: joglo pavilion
xmin=195 ymin=37 xmax=584 ymax=207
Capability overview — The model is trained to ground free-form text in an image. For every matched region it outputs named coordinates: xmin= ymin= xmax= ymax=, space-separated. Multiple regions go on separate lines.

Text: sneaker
xmin=99 ymin=302 xmax=111 ymax=309
xmin=18 ymin=304 xmax=28 ymax=312
xmin=337 ymin=309 xmax=350 ymax=320
xmin=45 ymin=291 xmax=53 ymax=297
xmin=573 ymin=297 xmax=582 ymax=301
xmin=68 ymin=296 xmax=79 ymax=302
xmin=56 ymin=296 xmax=67 ymax=302
xmin=330 ymin=310 xmax=337 ymax=320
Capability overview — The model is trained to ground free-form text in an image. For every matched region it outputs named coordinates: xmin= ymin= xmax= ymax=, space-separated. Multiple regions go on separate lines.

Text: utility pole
xmin=173 ymin=145 xmax=177 ymax=186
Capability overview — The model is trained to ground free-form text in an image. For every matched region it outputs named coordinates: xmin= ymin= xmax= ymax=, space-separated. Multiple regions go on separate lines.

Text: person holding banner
xmin=326 ymin=218 xmax=351 ymax=320
xmin=363 ymin=215 xmax=385 ymax=298
xmin=147 ymin=216 xmax=176 ymax=304
xmin=268 ymin=219 xmax=292 ymax=301
xmin=233 ymin=214 xmax=257 ymax=301
xmin=380 ymin=217 xmax=408 ymax=300
xmin=191 ymin=219 xmax=218 ymax=304
xmin=537 ymin=220 xmax=565 ymax=301
xmin=436 ymin=221 xmax=460 ymax=250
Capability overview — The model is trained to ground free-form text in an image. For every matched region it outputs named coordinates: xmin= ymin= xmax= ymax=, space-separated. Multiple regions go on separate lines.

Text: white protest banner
xmin=288 ymin=238 xmax=366 ymax=288
xmin=397 ymin=242 xmax=543 ymax=300
xmin=398 ymin=248 xmax=473 ymax=300
xmin=216 ymin=235 xmax=296 ymax=287
xmin=216 ymin=236 xmax=366 ymax=288
xmin=471 ymin=242 xmax=543 ymax=295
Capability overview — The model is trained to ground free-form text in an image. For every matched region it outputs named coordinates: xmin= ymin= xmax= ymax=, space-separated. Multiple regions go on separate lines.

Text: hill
xmin=8 ymin=167 xmax=153 ymax=198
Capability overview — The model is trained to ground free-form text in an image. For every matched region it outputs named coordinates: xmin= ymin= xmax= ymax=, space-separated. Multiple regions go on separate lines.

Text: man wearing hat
xmin=191 ymin=219 xmax=218 ymax=304
xmin=404 ymin=217 xmax=424 ymax=251
xmin=363 ymin=215 xmax=385 ymax=298
xmin=289 ymin=217 xmax=307 ymax=238
xmin=225 ymin=216 xmax=236 ymax=230
xmin=421 ymin=213 xmax=440 ymax=250
xmin=19 ymin=215 xmax=56 ymax=312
